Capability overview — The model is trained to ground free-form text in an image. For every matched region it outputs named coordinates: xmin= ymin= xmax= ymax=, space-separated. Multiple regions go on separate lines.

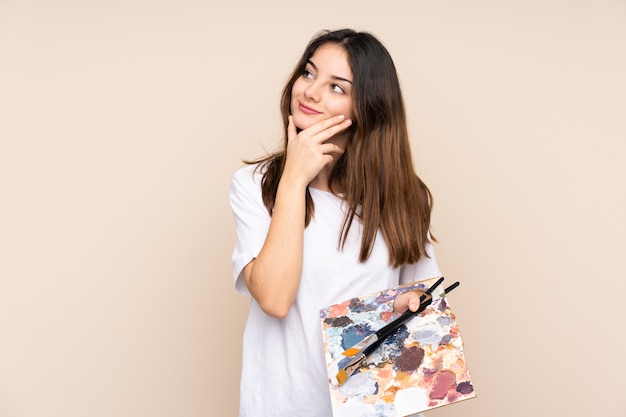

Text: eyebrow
xmin=307 ymin=59 xmax=353 ymax=84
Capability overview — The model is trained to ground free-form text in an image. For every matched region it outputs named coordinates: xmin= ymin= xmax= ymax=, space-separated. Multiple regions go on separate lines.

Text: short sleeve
xmin=399 ymin=241 xmax=442 ymax=285
xmin=229 ymin=164 xmax=271 ymax=294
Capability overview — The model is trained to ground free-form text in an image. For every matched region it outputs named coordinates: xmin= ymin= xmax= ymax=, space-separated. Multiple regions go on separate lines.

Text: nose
xmin=304 ymin=82 xmax=321 ymax=102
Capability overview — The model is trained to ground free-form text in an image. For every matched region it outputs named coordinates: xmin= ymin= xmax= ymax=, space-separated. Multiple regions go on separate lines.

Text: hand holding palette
xmin=320 ymin=277 xmax=475 ymax=417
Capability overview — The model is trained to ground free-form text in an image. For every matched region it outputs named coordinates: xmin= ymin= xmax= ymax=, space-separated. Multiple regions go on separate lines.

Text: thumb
xmin=400 ymin=292 xmax=423 ymax=313
xmin=394 ymin=292 xmax=418 ymax=313
xmin=287 ymin=115 xmax=297 ymax=142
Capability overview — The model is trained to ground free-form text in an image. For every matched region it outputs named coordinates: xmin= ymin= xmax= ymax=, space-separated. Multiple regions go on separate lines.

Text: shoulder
xmin=232 ymin=162 xmax=262 ymax=180
xmin=229 ymin=163 xmax=270 ymax=217
xmin=231 ymin=163 xmax=265 ymax=189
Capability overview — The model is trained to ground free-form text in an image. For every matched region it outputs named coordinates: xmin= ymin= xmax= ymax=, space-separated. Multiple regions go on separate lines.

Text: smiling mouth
xmin=298 ymin=102 xmax=322 ymax=115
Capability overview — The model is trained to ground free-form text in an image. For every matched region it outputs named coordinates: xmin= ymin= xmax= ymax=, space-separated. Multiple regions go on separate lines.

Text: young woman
xmin=230 ymin=29 xmax=440 ymax=417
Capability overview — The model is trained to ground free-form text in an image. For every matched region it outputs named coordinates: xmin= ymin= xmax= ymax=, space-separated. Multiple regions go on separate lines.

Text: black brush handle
xmin=371 ymin=296 xmax=433 ymax=349
xmin=373 ymin=276 xmax=444 ymax=339
xmin=364 ymin=280 xmax=461 ymax=358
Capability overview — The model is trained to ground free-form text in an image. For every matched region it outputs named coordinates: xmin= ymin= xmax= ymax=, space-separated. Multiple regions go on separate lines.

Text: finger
xmin=315 ymin=146 xmax=344 ymax=172
xmin=393 ymin=292 xmax=410 ymax=313
xmin=412 ymin=289 xmax=426 ymax=297
xmin=408 ymin=294 xmax=421 ymax=312
xmin=304 ymin=114 xmax=350 ymax=138
xmin=408 ymin=290 xmax=425 ymax=312
xmin=287 ymin=115 xmax=297 ymax=142
xmin=320 ymin=143 xmax=345 ymax=155
xmin=322 ymin=118 xmax=352 ymax=140
xmin=394 ymin=291 xmax=422 ymax=313
xmin=307 ymin=119 xmax=352 ymax=147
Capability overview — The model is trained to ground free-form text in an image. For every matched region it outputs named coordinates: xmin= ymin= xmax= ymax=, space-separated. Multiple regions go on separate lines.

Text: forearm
xmin=244 ymin=178 xmax=307 ymax=318
xmin=243 ymin=115 xmax=349 ymax=317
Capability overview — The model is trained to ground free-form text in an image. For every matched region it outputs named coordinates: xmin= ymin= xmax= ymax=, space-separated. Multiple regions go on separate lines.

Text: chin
xmin=291 ymin=114 xmax=315 ymax=130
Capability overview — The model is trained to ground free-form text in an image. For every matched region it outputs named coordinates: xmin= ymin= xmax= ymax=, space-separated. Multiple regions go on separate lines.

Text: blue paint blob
xmin=437 ymin=316 xmax=452 ymax=327
xmin=341 ymin=323 xmax=373 ymax=350
xmin=439 ymin=334 xmax=453 ymax=345
xmin=372 ymin=381 xmax=379 ymax=395
xmin=336 ymin=355 xmax=353 ymax=370
xmin=384 ymin=325 xmax=410 ymax=347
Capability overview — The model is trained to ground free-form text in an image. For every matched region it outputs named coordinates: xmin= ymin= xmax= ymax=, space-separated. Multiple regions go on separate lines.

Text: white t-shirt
xmin=230 ymin=163 xmax=441 ymax=417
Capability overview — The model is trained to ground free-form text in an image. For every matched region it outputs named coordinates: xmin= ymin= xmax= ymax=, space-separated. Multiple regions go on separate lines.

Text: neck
xmin=309 ymin=170 xmax=332 ymax=192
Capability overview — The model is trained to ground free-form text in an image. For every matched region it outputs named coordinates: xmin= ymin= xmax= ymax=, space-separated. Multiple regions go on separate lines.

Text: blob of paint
xmin=325 ymin=316 xmax=353 ymax=327
xmin=340 ymin=323 xmax=373 ymax=350
xmin=394 ymin=346 xmax=425 ymax=373
xmin=456 ymin=381 xmax=474 ymax=395
xmin=429 ymin=370 xmax=456 ymax=400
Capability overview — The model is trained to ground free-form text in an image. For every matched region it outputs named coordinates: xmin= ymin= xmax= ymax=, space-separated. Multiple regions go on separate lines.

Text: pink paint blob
xmin=429 ymin=370 xmax=456 ymax=400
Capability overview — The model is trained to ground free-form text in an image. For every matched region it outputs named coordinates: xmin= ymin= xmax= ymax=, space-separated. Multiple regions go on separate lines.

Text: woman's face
xmin=290 ymin=43 xmax=354 ymax=131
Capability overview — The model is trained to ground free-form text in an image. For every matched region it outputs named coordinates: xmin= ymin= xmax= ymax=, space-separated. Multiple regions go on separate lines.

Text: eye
xmin=331 ymin=84 xmax=345 ymax=94
xmin=302 ymin=69 xmax=314 ymax=79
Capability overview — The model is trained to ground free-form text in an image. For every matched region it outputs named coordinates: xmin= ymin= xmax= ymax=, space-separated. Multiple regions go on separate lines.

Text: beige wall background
xmin=1 ymin=1 xmax=624 ymax=416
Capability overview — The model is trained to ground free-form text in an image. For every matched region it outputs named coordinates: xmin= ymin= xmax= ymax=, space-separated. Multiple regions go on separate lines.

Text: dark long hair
xmin=248 ymin=29 xmax=434 ymax=267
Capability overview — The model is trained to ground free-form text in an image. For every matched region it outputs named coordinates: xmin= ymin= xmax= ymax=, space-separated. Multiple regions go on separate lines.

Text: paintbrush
xmin=335 ymin=279 xmax=460 ymax=385
xmin=340 ymin=277 xmax=445 ymax=358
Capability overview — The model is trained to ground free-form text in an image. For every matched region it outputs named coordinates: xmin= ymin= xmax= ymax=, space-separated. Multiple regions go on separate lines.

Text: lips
xmin=298 ymin=102 xmax=322 ymax=115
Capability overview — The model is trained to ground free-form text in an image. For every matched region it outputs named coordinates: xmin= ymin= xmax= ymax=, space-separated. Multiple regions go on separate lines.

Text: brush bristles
xmin=342 ymin=348 xmax=360 ymax=357
xmin=336 ymin=370 xmax=349 ymax=385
